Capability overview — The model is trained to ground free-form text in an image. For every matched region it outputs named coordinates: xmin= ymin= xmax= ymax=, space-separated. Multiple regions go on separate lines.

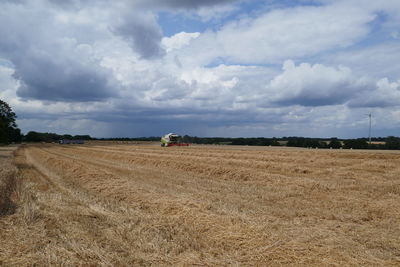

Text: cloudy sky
xmin=0 ymin=0 xmax=399 ymax=138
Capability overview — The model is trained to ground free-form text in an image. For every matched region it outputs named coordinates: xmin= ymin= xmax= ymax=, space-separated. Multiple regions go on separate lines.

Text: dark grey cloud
xmin=273 ymin=95 xmax=349 ymax=107
xmin=13 ymin=55 xmax=114 ymax=102
xmin=113 ymin=12 xmax=165 ymax=59
xmin=271 ymin=83 xmax=357 ymax=107
xmin=347 ymin=78 xmax=400 ymax=108
xmin=1 ymin=0 xmax=399 ymax=139
xmin=347 ymin=98 xmax=395 ymax=108
xmin=47 ymin=0 xmax=239 ymax=11
xmin=0 ymin=46 xmax=115 ymax=103
xmin=0 ymin=1 xmax=121 ymax=102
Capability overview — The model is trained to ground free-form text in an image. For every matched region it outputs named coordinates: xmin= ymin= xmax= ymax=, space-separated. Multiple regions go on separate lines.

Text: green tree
xmin=0 ymin=99 xmax=20 ymax=144
xmin=8 ymin=127 xmax=22 ymax=143
xmin=343 ymin=139 xmax=368 ymax=149
xmin=25 ymin=131 xmax=41 ymax=142
xmin=0 ymin=118 xmax=7 ymax=143
xmin=328 ymin=138 xmax=342 ymax=149
xmin=385 ymin=136 xmax=400 ymax=150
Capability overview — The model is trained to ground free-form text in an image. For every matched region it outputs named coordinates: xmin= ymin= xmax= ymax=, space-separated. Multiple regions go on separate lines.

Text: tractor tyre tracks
xmin=15 ymin=147 xmax=161 ymax=265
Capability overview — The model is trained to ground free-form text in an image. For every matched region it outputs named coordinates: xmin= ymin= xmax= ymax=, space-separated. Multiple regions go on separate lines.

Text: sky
xmin=0 ymin=0 xmax=399 ymax=138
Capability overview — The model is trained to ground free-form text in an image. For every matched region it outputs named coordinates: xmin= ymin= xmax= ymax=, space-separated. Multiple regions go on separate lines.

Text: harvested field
xmin=0 ymin=146 xmax=18 ymax=218
xmin=1 ymin=144 xmax=400 ymax=266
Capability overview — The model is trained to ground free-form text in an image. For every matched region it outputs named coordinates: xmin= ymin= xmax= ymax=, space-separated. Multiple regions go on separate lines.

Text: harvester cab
xmin=160 ymin=133 xmax=189 ymax=147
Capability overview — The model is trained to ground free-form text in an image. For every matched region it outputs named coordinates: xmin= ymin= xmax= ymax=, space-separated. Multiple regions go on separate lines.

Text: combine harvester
xmin=161 ymin=133 xmax=189 ymax=147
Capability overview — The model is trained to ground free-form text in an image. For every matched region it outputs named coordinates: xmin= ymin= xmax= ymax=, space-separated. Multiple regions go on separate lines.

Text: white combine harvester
xmin=160 ymin=133 xmax=189 ymax=147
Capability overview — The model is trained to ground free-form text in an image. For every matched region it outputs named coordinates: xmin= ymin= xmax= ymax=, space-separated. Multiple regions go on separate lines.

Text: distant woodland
xmin=20 ymin=131 xmax=400 ymax=150
xmin=2 ymin=99 xmax=400 ymax=150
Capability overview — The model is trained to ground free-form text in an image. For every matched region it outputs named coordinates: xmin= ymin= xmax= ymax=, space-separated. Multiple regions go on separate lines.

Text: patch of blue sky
xmin=0 ymin=58 xmax=14 ymax=68
xmin=158 ymin=0 xmax=323 ymax=37
xmin=355 ymin=11 xmax=394 ymax=47
xmin=158 ymin=11 xmax=209 ymax=37
xmin=295 ymin=10 xmax=398 ymax=67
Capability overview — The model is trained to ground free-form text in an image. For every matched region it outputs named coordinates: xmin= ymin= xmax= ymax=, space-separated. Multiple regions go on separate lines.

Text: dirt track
xmin=1 ymin=144 xmax=400 ymax=266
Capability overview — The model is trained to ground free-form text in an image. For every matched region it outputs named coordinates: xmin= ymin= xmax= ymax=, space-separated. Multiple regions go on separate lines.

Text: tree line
xmin=1 ymin=99 xmax=400 ymax=149
xmin=0 ymin=100 xmax=22 ymax=144
xmin=7 ymin=130 xmax=400 ymax=151
xmin=179 ymin=136 xmax=400 ymax=150
xmin=24 ymin=132 xmax=93 ymax=142
xmin=94 ymin=135 xmax=400 ymax=150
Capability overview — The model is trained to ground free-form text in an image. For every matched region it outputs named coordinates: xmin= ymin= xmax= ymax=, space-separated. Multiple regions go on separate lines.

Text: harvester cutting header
xmin=161 ymin=133 xmax=189 ymax=147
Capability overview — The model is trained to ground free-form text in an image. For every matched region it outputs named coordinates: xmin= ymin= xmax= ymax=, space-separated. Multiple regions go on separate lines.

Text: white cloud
xmin=322 ymin=43 xmax=400 ymax=79
xmin=0 ymin=0 xmax=400 ymax=138
xmin=263 ymin=60 xmax=366 ymax=106
xmin=181 ymin=4 xmax=375 ymax=65
xmin=162 ymin=32 xmax=200 ymax=52
xmin=0 ymin=65 xmax=17 ymax=95
xmin=349 ymin=78 xmax=400 ymax=107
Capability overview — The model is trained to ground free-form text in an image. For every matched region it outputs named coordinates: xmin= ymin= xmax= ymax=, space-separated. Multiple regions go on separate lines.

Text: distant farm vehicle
xmin=160 ymin=133 xmax=189 ymax=147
